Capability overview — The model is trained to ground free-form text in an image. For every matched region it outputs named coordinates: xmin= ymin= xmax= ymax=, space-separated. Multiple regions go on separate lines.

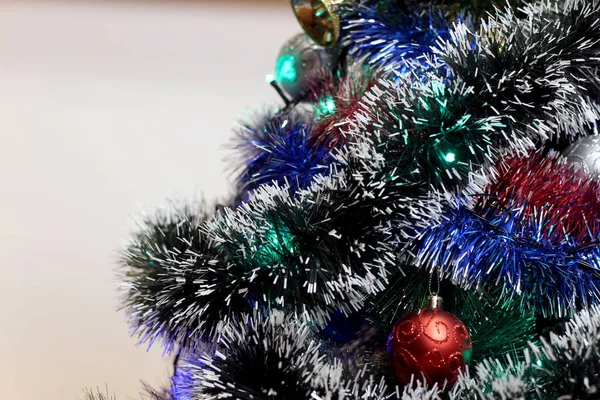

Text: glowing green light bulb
xmin=325 ymin=96 xmax=336 ymax=113
xmin=275 ymin=54 xmax=298 ymax=84
xmin=255 ymin=223 xmax=297 ymax=266
xmin=315 ymin=95 xmax=336 ymax=120
xmin=444 ymin=152 xmax=456 ymax=163
xmin=463 ymin=348 xmax=472 ymax=364
xmin=265 ymin=74 xmax=276 ymax=84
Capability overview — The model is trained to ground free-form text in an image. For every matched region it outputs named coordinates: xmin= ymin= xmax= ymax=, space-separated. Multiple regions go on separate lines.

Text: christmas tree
xmin=119 ymin=0 xmax=600 ymax=398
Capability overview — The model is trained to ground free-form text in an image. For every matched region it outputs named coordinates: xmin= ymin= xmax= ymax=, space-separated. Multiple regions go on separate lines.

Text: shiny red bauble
xmin=387 ymin=298 xmax=472 ymax=388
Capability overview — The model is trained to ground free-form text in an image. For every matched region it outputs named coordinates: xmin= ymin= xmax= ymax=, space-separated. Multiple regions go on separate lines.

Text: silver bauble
xmin=563 ymin=135 xmax=600 ymax=175
xmin=275 ymin=33 xmax=339 ymax=99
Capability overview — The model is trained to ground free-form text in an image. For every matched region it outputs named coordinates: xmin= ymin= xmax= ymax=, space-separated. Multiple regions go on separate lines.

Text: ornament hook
xmin=428 ymin=269 xmax=443 ymax=309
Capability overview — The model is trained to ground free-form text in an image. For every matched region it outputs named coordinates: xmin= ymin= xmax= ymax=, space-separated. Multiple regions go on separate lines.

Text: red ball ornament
xmin=387 ymin=296 xmax=472 ymax=388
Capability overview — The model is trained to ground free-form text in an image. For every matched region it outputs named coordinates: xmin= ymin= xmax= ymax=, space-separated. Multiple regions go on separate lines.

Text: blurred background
xmin=0 ymin=0 xmax=298 ymax=399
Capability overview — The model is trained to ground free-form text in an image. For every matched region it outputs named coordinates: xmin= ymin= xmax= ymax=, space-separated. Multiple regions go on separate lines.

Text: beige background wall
xmin=0 ymin=1 xmax=298 ymax=399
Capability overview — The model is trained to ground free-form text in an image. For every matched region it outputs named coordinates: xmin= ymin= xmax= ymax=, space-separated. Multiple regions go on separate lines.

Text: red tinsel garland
xmin=479 ymin=151 xmax=600 ymax=244
xmin=305 ymin=67 xmax=376 ymax=150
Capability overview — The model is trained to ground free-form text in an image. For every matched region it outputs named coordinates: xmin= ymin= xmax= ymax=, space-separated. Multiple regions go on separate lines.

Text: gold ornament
xmin=291 ymin=0 xmax=344 ymax=47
